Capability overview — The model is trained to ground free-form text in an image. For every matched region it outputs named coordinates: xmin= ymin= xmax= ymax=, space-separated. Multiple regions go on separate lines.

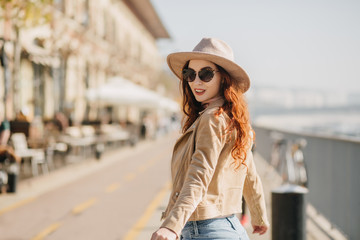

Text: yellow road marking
xmin=149 ymin=152 xmax=165 ymax=165
xmin=124 ymin=172 xmax=136 ymax=181
xmin=123 ymin=181 xmax=171 ymax=240
xmin=125 ymin=151 xmax=167 ymax=182
xmin=150 ymin=157 xmax=160 ymax=165
xmin=105 ymin=183 xmax=121 ymax=193
xmin=0 ymin=197 xmax=36 ymax=216
xmin=72 ymin=198 xmax=97 ymax=215
xmin=31 ymin=222 xmax=62 ymax=240
xmin=137 ymin=164 xmax=148 ymax=173
xmin=136 ymin=151 xmax=167 ymax=173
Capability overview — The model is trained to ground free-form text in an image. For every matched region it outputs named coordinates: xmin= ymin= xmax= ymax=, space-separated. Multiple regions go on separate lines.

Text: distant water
xmin=253 ymin=110 xmax=360 ymax=140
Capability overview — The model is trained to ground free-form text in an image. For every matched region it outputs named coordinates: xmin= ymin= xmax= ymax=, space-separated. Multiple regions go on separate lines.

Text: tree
xmin=0 ymin=0 xmax=53 ymax=116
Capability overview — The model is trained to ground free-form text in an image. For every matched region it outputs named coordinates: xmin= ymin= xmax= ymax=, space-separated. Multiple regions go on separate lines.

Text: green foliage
xmin=0 ymin=0 xmax=54 ymax=28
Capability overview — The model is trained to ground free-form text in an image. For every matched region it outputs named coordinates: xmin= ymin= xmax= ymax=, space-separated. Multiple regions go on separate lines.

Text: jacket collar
xmin=199 ymin=97 xmax=225 ymax=115
xmin=174 ymin=97 xmax=225 ymax=147
xmin=184 ymin=97 xmax=225 ymax=134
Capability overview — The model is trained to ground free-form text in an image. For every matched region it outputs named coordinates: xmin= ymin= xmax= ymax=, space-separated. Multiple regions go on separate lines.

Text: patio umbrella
xmin=86 ymin=77 xmax=179 ymax=111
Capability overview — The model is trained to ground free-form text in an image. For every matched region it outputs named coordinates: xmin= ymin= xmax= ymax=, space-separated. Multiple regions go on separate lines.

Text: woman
xmin=151 ymin=38 xmax=269 ymax=240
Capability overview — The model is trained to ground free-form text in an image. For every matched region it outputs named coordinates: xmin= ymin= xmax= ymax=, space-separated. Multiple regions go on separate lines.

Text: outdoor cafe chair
xmin=10 ymin=133 xmax=49 ymax=176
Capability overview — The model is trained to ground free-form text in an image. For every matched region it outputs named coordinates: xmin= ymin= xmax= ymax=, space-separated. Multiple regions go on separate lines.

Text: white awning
xmin=86 ymin=77 xmax=179 ymax=112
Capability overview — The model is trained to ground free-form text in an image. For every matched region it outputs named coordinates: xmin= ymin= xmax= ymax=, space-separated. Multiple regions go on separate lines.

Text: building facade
xmin=0 ymin=0 xmax=170 ymax=125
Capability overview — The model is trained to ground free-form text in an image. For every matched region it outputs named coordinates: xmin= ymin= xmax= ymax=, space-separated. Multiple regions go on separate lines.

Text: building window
xmin=103 ymin=10 xmax=108 ymax=40
xmin=82 ymin=0 xmax=89 ymax=27
xmin=54 ymin=0 xmax=65 ymax=12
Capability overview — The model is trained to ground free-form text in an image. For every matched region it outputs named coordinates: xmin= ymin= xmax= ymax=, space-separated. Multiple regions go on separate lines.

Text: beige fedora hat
xmin=167 ymin=37 xmax=250 ymax=93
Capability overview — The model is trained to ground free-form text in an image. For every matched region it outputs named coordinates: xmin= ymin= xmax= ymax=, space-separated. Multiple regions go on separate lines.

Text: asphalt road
xmin=0 ymin=133 xmax=178 ymax=240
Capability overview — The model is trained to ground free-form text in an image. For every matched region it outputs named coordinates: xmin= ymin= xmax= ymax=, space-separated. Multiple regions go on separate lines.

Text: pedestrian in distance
xmin=151 ymin=38 xmax=269 ymax=240
xmin=0 ymin=117 xmax=10 ymax=146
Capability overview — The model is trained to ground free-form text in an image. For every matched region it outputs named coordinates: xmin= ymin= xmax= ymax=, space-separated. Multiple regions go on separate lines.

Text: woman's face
xmin=187 ymin=60 xmax=222 ymax=104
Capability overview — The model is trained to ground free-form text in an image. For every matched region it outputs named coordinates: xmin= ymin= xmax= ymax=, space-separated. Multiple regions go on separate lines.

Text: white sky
xmin=151 ymin=0 xmax=360 ymax=93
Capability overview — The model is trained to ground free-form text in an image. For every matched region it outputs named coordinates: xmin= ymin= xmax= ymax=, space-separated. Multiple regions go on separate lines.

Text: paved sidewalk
xmin=252 ymin=153 xmax=343 ymax=240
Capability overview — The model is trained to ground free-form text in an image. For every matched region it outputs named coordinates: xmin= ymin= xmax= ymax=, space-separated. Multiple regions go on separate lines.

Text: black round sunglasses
xmin=182 ymin=67 xmax=219 ymax=82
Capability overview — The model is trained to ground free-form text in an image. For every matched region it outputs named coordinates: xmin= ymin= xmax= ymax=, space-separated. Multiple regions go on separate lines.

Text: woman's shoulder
xmin=199 ymin=107 xmax=230 ymax=127
xmin=204 ymin=105 xmax=230 ymax=118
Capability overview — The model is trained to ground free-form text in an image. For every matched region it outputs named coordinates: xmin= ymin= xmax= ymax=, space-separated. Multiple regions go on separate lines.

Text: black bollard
xmin=95 ymin=143 xmax=104 ymax=160
xmin=272 ymin=184 xmax=308 ymax=240
xmin=7 ymin=173 xmax=17 ymax=193
xmin=7 ymin=163 xmax=19 ymax=193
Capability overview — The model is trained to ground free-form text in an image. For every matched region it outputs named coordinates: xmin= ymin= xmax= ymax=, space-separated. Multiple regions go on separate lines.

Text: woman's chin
xmin=194 ymin=95 xmax=207 ymax=103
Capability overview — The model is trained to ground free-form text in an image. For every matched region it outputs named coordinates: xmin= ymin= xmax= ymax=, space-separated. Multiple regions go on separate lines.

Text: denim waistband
xmin=181 ymin=214 xmax=249 ymax=240
xmin=184 ymin=214 xmax=236 ymax=228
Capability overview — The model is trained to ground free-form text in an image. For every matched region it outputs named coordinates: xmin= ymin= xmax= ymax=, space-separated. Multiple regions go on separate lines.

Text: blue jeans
xmin=180 ymin=214 xmax=250 ymax=240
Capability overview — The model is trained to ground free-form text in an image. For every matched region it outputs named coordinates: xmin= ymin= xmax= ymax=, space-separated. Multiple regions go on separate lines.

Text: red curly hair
xmin=181 ymin=61 xmax=253 ymax=169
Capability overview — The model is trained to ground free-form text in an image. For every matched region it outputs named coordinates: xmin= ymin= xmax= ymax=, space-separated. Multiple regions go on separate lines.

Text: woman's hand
xmin=151 ymin=227 xmax=177 ymax=240
xmin=252 ymin=225 xmax=268 ymax=235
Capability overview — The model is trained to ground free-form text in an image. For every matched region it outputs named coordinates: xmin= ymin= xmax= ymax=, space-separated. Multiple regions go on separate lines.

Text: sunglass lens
xmin=182 ymin=69 xmax=196 ymax=82
xmin=198 ymin=68 xmax=215 ymax=82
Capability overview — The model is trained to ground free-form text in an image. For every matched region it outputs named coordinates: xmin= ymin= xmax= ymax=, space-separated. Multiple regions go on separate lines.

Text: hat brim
xmin=167 ymin=52 xmax=250 ymax=93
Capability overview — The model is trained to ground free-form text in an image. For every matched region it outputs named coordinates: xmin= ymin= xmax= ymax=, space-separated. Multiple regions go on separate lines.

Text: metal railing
xmin=253 ymin=125 xmax=360 ymax=240
xmin=268 ymin=132 xmax=308 ymax=187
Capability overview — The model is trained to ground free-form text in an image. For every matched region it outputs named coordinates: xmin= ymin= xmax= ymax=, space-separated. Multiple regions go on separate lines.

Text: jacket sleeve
xmin=243 ymin=150 xmax=270 ymax=227
xmin=160 ymin=112 xmax=227 ymax=236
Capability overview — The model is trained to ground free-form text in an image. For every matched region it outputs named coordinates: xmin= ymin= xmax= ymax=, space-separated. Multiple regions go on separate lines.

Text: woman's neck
xmin=201 ymin=96 xmax=223 ymax=109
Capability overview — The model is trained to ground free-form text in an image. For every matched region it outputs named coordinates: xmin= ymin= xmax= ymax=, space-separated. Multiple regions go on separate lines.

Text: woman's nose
xmin=193 ymin=75 xmax=203 ymax=84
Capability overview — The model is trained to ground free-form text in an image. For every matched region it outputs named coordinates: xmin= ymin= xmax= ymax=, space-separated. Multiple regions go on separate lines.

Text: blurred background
xmin=0 ymin=0 xmax=359 ymax=239
xmin=0 ymin=0 xmax=180 ymax=140
xmin=152 ymin=0 xmax=360 ymax=139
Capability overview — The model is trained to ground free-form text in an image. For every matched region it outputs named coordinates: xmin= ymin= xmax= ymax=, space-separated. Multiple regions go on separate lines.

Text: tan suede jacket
xmin=161 ymin=98 xmax=269 ymax=236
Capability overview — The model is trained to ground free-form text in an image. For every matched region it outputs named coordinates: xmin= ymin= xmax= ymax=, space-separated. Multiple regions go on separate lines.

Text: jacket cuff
xmin=160 ymin=216 xmax=183 ymax=238
xmin=247 ymin=189 xmax=270 ymax=227
xmin=250 ymin=211 xmax=270 ymax=227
